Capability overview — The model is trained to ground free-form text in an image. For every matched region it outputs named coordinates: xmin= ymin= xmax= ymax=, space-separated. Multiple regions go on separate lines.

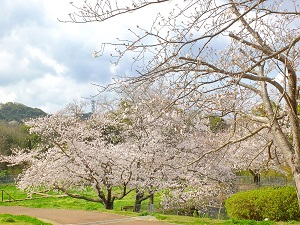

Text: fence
xmin=1 ymin=189 xmax=15 ymax=202
xmin=234 ymin=175 xmax=293 ymax=191
xmin=0 ymin=175 xmax=17 ymax=184
xmin=0 ymin=175 xmax=291 ymax=185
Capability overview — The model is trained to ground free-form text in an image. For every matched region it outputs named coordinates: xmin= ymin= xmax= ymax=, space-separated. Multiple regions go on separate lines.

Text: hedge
xmin=225 ymin=186 xmax=300 ymax=221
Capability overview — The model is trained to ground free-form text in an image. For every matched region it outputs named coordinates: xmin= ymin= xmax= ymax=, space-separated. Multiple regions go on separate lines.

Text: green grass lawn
xmin=0 ymin=184 xmax=299 ymax=225
xmin=0 ymin=214 xmax=51 ymax=225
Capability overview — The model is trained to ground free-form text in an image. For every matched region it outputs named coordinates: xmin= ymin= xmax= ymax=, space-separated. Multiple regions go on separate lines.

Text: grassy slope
xmin=0 ymin=184 xmax=299 ymax=225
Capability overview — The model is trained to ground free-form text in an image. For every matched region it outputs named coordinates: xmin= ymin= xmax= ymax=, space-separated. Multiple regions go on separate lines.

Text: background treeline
xmin=0 ymin=102 xmax=47 ymax=123
xmin=0 ymin=122 xmax=40 ymax=156
xmin=0 ymin=102 xmax=46 ymax=173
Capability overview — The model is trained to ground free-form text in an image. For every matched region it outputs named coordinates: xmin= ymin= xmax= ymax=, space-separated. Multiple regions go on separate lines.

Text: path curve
xmin=0 ymin=206 xmax=172 ymax=225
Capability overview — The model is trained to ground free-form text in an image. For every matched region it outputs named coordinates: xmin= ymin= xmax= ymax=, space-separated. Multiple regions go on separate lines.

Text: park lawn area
xmin=0 ymin=214 xmax=51 ymax=225
xmin=0 ymin=184 xmax=300 ymax=225
xmin=0 ymin=184 xmax=158 ymax=211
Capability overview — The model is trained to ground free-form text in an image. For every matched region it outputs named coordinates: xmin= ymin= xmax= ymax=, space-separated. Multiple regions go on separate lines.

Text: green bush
xmin=225 ymin=186 xmax=300 ymax=221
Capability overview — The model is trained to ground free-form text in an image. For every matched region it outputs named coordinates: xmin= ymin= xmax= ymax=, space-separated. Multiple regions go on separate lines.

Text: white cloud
xmin=109 ymin=64 xmax=119 ymax=74
xmin=0 ymin=73 xmax=98 ymax=114
xmin=0 ymin=51 xmax=14 ymax=71
xmin=0 ymin=0 xmax=117 ymax=113
xmin=275 ymin=73 xmax=285 ymax=85
xmin=0 ymin=0 xmax=181 ymax=113
xmin=25 ymin=46 xmax=68 ymax=75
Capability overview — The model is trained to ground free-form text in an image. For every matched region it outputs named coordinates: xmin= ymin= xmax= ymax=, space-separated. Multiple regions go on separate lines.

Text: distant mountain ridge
xmin=0 ymin=102 xmax=47 ymax=123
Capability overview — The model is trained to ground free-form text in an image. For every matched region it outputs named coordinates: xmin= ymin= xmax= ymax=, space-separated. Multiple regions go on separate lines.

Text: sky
xmin=0 ymin=0 xmax=138 ymax=114
xmin=1 ymin=1 xmax=292 ymax=114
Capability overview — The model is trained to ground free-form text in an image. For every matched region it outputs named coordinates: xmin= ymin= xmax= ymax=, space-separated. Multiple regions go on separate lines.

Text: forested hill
xmin=0 ymin=102 xmax=47 ymax=123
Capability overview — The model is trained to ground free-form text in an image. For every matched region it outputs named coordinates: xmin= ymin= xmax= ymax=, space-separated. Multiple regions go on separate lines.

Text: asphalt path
xmin=0 ymin=206 xmax=173 ymax=225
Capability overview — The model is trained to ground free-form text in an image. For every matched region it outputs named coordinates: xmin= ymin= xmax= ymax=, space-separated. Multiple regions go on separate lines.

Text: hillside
xmin=0 ymin=102 xmax=47 ymax=123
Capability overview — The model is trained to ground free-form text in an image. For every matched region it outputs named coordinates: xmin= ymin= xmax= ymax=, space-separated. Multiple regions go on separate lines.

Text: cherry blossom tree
xmin=105 ymin=84 xmax=192 ymax=211
xmin=107 ymin=82 xmax=240 ymax=212
xmin=161 ymin=182 xmax=234 ymax=217
xmin=1 ymin=92 xmax=284 ymax=213
xmin=65 ymin=0 xmax=300 ymax=206
xmin=1 ymin=110 xmax=138 ymax=210
xmin=0 ymin=94 xmax=237 ymax=212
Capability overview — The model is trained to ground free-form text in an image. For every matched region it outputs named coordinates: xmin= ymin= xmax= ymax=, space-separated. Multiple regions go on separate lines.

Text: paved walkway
xmin=0 ymin=206 xmax=172 ymax=225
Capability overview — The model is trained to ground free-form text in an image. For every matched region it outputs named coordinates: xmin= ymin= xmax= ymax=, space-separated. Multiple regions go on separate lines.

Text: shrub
xmin=225 ymin=186 xmax=300 ymax=221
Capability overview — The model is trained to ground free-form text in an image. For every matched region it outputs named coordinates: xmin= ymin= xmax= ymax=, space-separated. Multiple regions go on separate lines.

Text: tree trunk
xmin=104 ymin=188 xmax=114 ymax=210
xmin=291 ymin=163 xmax=300 ymax=206
xmin=259 ymin=69 xmax=300 ymax=207
xmin=150 ymin=193 xmax=154 ymax=204
xmin=105 ymin=200 xmax=114 ymax=210
xmin=148 ymin=193 xmax=154 ymax=212
xmin=134 ymin=191 xmax=155 ymax=212
xmin=134 ymin=191 xmax=143 ymax=212
xmin=249 ymin=169 xmax=260 ymax=187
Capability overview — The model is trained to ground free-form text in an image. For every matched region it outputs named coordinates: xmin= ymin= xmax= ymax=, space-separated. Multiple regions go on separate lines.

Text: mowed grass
xmin=0 ymin=184 xmax=161 ymax=212
xmin=0 ymin=214 xmax=51 ymax=225
xmin=0 ymin=184 xmax=299 ymax=225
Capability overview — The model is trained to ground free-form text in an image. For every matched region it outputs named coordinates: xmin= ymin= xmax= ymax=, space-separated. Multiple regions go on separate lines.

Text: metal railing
xmin=235 ymin=176 xmax=293 ymax=186
xmin=0 ymin=175 xmax=17 ymax=184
